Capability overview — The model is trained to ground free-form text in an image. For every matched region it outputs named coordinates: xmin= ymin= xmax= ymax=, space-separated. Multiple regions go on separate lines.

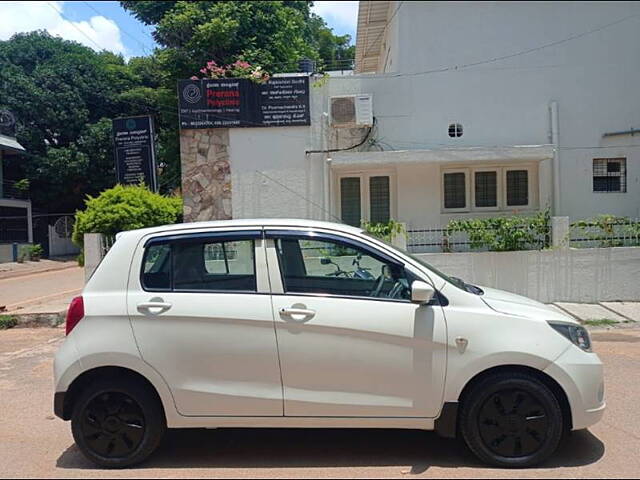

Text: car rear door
xmin=264 ymin=228 xmax=447 ymax=418
xmin=127 ymin=228 xmax=283 ymax=417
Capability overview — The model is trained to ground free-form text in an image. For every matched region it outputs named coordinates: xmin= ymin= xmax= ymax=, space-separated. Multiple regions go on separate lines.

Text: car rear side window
xmin=141 ymin=234 xmax=258 ymax=293
xmin=173 ymin=239 xmax=256 ymax=292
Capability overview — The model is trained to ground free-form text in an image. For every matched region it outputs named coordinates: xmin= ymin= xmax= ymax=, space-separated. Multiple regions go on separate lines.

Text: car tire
xmin=460 ymin=371 xmax=564 ymax=468
xmin=71 ymin=377 xmax=166 ymax=468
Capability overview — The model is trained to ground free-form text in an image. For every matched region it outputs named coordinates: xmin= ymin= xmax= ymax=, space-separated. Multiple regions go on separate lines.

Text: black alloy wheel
xmin=71 ymin=377 xmax=166 ymax=468
xmin=81 ymin=392 xmax=146 ymax=458
xmin=477 ymin=388 xmax=549 ymax=458
xmin=460 ymin=372 xmax=564 ymax=468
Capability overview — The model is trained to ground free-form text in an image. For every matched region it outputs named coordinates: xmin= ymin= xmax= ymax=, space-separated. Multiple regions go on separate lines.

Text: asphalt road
xmin=0 ymin=266 xmax=84 ymax=311
xmin=1 ymin=326 xmax=639 ymax=478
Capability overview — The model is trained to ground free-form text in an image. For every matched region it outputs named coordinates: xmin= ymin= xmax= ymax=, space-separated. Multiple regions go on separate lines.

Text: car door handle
xmin=137 ymin=301 xmax=172 ymax=313
xmin=279 ymin=307 xmax=316 ymax=321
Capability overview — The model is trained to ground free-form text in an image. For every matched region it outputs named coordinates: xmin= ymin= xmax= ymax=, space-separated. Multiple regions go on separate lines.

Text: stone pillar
xmin=551 ymin=216 xmax=570 ymax=249
xmin=180 ymin=128 xmax=232 ymax=222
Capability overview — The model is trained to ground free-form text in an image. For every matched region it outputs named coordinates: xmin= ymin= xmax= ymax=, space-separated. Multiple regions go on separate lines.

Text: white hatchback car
xmin=54 ymin=219 xmax=604 ymax=468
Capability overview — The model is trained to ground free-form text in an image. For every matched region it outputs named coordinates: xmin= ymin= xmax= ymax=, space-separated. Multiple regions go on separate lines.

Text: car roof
xmin=119 ymin=218 xmax=365 ymax=239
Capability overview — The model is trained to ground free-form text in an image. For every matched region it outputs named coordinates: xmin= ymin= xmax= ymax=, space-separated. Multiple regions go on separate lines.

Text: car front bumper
xmin=544 ymin=344 xmax=605 ymax=430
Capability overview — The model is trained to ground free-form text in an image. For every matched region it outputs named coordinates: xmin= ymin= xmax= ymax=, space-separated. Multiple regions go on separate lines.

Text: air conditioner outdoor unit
xmin=329 ymin=94 xmax=373 ymax=128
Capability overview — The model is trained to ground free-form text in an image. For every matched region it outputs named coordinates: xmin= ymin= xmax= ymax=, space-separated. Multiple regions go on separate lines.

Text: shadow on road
xmin=56 ymin=427 xmax=604 ymax=472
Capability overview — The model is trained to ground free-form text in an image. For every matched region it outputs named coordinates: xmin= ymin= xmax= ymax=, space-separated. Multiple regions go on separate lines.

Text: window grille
xmin=444 ymin=172 xmax=466 ymax=209
xmin=475 ymin=171 xmax=497 ymax=207
xmin=369 ymin=176 xmax=390 ymax=223
xmin=340 ymin=177 xmax=361 ymax=226
xmin=593 ymin=158 xmax=626 ymax=193
xmin=506 ymin=170 xmax=529 ymax=206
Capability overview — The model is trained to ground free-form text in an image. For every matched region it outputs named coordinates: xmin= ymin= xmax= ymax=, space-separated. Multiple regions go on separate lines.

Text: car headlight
xmin=547 ymin=321 xmax=592 ymax=352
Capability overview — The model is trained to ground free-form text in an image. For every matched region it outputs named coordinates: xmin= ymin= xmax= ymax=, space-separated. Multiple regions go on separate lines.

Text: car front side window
xmin=273 ymin=235 xmax=414 ymax=301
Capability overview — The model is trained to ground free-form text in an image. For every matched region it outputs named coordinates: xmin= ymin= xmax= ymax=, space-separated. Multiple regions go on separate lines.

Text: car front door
xmin=265 ymin=229 xmax=447 ymax=418
xmin=127 ymin=229 xmax=283 ymax=417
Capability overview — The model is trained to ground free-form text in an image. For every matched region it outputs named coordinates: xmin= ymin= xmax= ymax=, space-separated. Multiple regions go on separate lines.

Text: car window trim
xmin=265 ymin=229 xmax=412 ymax=300
xmin=141 ymin=230 xmax=262 ymax=293
xmin=264 ymin=229 xmax=403 ymax=267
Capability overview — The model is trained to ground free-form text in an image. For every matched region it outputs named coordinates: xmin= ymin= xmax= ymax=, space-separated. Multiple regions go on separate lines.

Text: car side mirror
xmin=320 ymin=257 xmax=331 ymax=265
xmin=411 ymin=280 xmax=435 ymax=304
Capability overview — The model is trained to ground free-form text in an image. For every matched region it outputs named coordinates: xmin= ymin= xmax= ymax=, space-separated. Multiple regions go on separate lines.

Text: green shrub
xmin=72 ymin=185 xmax=183 ymax=246
xmin=28 ymin=244 xmax=44 ymax=261
xmin=0 ymin=316 xmax=18 ymax=330
xmin=362 ymin=219 xmax=406 ymax=243
xmin=446 ymin=209 xmax=551 ymax=252
xmin=570 ymin=214 xmax=639 ymax=248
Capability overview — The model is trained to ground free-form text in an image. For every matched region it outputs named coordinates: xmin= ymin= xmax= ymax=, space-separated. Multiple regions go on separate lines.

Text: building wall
xmin=180 ymin=2 xmax=640 ymax=225
xmin=387 ymin=0 xmax=640 ymax=220
xmin=416 ymin=246 xmax=640 ymax=304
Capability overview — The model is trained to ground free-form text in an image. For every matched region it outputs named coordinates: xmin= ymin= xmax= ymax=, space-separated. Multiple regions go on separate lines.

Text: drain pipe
xmin=550 ymin=101 xmax=560 ymax=215
xmin=324 ymin=156 xmax=332 ymax=221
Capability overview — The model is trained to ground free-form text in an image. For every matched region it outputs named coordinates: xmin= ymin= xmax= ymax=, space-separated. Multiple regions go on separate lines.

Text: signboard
xmin=178 ymin=76 xmax=310 ymax=129
xmin=112 ymin=116 xmax=157 ymax=191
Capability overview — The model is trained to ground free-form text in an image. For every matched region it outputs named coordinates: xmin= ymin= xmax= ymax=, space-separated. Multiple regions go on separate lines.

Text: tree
xmin=120 ymin=1 xmax=354 ymax=75
xmin=0 ymin=32 xmax=173 ymax=211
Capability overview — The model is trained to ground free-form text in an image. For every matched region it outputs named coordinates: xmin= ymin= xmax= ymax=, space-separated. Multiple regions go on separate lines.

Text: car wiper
xmin=466 ymin=283 xmax=484 ymax=295
xmin=451 ymin=276 xmax=483 ymax=295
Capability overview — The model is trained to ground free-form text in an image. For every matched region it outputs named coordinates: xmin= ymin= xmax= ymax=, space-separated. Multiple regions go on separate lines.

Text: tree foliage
xmin=121 ymin=1 xmax=355 ymax=74
xmin=0 ymin=32 xmax=176 ymax=211
xmin=72 ymin=184 xmax=182 ymax=246
xmin=0 ymin=4 xmax=355 ymax=214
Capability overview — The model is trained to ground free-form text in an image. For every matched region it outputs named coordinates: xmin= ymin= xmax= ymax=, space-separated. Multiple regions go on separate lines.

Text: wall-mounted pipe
xmin=550 ymin=101 xmax=560 ymax=215
xmin=603 ymin=128 xmax=638 ymax=138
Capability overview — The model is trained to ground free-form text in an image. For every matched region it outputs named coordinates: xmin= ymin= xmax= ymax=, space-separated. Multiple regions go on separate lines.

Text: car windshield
xmin=362 ymin=231 xmax=483 ymax=294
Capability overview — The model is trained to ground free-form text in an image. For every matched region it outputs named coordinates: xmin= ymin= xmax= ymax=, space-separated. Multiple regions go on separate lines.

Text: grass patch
xmin=583 ymin=318 xmax=618 ymax=327
xmin=0 ymin=315 xmax=18 ymax=330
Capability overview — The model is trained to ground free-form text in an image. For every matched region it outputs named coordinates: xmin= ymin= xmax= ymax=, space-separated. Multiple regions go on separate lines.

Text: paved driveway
xmin=1 ymin=326 xmax=639 ymax=478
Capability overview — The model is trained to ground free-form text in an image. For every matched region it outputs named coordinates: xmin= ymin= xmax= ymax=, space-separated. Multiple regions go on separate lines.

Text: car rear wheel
xmin=460 ymin=372 xmax=564 ymax=468
xmin=71 ymin=377 xmax=166 ymax=468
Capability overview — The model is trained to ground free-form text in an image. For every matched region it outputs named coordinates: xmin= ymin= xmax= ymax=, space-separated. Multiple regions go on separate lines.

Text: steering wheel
xmin=387 ymin=279 xmax=410 ymax=299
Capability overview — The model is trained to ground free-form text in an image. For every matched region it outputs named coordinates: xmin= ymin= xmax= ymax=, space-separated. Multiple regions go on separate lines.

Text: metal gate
xmin=48 ymin=215 xmax=80 ymax=257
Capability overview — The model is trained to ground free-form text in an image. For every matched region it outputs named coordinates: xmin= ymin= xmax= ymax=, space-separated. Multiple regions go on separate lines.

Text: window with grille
xmin=475 ymin=171 xmax=497 ymax=207
xmin=593 ymin=158 xmax=626 ymax=193
xmin=506 ymin=170 xmax=529 ymax=206
xmin=369 ymin=176 xmax=390 ymax=223
xmin=448 ymin=123 xmax=463 ymax=137
xmin=444 ymin=172 xmax=466 ymax=209
xmin=340 ymin=177 xmax=361 ymax=226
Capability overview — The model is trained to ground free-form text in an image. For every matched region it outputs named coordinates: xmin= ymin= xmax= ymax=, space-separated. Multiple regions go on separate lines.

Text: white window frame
xmin=441 ymin=164 xmax=537 ymax=213
xmin=441 ymin=168 xmax=471 ymax=213
xmin=503 ymin=165 xmax=535 ymax=210
xmin=336 ymin=170 xmax=397 ymax=224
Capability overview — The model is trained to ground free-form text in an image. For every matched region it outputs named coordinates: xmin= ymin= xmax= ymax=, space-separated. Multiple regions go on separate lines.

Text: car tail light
xmin=65 ymin=296 xmax=84 ymax=336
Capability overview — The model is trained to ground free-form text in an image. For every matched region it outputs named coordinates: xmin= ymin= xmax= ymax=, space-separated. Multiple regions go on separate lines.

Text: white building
xmin=183 ymin=1 xmax=640 ymax=238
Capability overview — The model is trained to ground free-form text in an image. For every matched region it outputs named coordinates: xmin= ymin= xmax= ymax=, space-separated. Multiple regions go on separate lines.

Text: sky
xmin=0 ymin=1 xmax=359 ymax=59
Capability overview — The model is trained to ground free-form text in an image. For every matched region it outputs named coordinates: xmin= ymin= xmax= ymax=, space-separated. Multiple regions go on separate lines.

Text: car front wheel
xmin=71 ymin=377 xmax=166 ymax=468
xmin=460 ymin=371 xmax=564 ymax=468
